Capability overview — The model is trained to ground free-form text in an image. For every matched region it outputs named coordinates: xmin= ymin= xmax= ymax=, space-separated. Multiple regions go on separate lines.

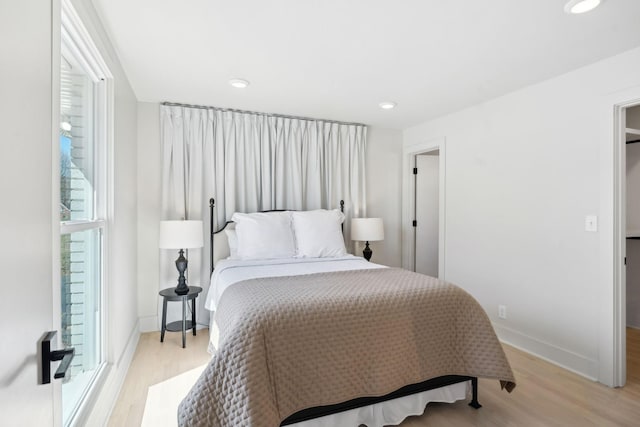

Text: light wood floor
xmin=108 ymin=331 xmax=211 ymax=427
xmin=109 ymin=328 xmax=640 ymax=426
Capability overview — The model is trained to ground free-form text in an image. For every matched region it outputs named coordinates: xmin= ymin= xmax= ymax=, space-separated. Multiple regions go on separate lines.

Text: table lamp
xmin=159 ymin=220 xmax=204 ymax=295
xmin=351 ymin=218 xmax=384 ymax=262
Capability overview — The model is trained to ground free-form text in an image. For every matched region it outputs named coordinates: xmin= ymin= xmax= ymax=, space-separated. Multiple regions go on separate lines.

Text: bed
xmin=177 ymin=200 xmax=515 ymax=427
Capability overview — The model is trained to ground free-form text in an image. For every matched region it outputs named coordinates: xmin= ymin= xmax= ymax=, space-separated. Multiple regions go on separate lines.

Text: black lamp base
xmin=174 ymin=249 xmax=190 ymax=295
xmin=363 ymin=241 xmax=372 ymax=262
xmin=174 ymin=284 xmax=190 ymax=295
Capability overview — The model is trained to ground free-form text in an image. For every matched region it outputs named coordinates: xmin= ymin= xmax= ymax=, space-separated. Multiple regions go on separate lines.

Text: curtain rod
xmin=161 ymin=101 xmax=367 ymax=127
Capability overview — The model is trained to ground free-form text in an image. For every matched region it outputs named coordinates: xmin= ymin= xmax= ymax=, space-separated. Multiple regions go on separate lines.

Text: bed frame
xmin=207 ymin=198 xmax=481 ymax=425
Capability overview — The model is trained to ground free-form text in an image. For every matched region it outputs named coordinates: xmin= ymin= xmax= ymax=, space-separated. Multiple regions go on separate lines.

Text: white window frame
xmin=57 ymin=0 xmax=113 ymax=425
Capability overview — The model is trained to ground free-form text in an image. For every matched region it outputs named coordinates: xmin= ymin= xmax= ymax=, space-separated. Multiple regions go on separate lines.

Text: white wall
xmin=137 ymin=102 xmax=162 ymax=331
xmin=404 ymin=47 xmax=640 ymax=382
xmin=365 ymin=127 xmax=403 ymax=267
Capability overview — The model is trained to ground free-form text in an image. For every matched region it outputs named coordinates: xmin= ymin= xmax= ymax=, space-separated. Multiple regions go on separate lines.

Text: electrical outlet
xmin=498 ymin=305 xmax=507 ymax=319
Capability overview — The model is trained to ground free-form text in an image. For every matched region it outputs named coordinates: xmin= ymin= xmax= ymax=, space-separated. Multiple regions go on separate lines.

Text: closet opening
xmin=401 ymin=138 xmax=446 ymax=278
xmin=624 ymin=104 xmax=640 ymax=387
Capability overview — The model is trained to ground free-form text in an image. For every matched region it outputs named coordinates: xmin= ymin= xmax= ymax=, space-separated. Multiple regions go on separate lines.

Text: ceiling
xmin=93 ymin=0 xmax=640 ymax=129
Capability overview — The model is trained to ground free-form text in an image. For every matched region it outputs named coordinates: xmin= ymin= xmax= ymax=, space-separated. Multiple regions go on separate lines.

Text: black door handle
xmin=39 ymin=331 xmax=75 ymax=384
xmin=52 ymin=347 xmax=75 ymax=379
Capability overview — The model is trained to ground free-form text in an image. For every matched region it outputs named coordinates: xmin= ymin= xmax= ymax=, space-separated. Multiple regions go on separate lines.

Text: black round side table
xmin=159 ymin=286 xmax=203 ymax=348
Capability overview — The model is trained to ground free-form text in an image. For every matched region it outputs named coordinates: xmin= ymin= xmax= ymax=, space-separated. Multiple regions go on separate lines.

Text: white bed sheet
xmin=288 ymin=380 xmax=469 ymax=427
xmin=204 ymin=254 xmax=386 ymax=312
xmin=204 ymin=256 xmax=468 ymax=427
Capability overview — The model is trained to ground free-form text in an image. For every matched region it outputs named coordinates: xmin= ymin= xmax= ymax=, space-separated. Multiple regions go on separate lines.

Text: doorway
xmin=414 ymin=151 xmax=440 ymax=276
xmin=625 ymin=105 xmax=640 ymax=386
xmin=401 ymin=138 xmax=446 ymax=277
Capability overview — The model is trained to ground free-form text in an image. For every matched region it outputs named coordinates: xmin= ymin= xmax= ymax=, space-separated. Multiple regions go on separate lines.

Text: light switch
xmin=585 ymin=215 xmax=598 ymax=232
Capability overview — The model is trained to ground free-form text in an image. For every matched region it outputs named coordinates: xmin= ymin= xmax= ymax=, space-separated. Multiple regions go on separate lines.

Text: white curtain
xmin=160 ymin=104 xmax=368 ymax=325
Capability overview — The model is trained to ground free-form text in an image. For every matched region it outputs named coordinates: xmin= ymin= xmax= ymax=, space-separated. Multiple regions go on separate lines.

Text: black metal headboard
xmin=209 ymin=198 xmax=345 ymax=274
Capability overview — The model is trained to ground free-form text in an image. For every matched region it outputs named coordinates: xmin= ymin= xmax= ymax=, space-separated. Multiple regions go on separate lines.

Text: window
xmin=59 ymin=1 xmax=112 ymax=424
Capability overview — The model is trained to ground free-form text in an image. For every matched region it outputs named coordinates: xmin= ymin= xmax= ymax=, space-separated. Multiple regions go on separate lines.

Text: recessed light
xmin=60 ymin=121 xmax=72 ymax=131
xmin=379 ymin=101 xmax=397 ymax=110
xmin=229 ymin=78 xmax=250 ymax=88
xmin=564 ymin=0 xmax=602 ymax=14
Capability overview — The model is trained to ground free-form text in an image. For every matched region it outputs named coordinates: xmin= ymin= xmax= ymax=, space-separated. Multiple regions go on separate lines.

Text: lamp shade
xmin=351 ymin=218 xmax=384 ymax=242
xmin=159 ymin=220 xmax=204 ymax=249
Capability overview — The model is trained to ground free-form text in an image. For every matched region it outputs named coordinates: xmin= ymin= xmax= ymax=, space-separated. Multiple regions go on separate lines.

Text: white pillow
xmin=231 ymin=211 xmax=296 ymax=260
xmin=291 ymin=209 xmax=346 ymax=258
xmin=225 ymin=229 xmax=239 ymax=259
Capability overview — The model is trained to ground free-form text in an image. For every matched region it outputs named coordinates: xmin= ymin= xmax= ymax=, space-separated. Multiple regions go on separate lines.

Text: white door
xmin=0 ymin=1 xmax=59 ymax=425
xmin=415 ymin=153 xmax=440 ymax=277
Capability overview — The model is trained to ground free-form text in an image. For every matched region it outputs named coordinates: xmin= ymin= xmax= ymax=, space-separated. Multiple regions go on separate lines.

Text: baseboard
xmin=83 ymin=320 xmax=141 ymax=426
xmin=493 ymin=323 xmax=599 ymax=381
xmin=139 ymin=314 xmax=159 ymax=332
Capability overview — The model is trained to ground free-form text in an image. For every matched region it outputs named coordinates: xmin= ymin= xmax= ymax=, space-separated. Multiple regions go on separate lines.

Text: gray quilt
xmin=178 ymin=268 xmax=516 ymax=426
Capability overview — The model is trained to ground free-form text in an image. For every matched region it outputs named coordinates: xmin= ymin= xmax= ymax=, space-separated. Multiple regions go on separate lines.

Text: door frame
xmin=611 ymin=101 xmax=627 ymax=388
xmin=52 ymin=1 xmax=62 ymax=425
xmin=402 ymin=137 xmax=446 ymax=278
xmin=611 ymin=96 xmax=640 ymax=387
